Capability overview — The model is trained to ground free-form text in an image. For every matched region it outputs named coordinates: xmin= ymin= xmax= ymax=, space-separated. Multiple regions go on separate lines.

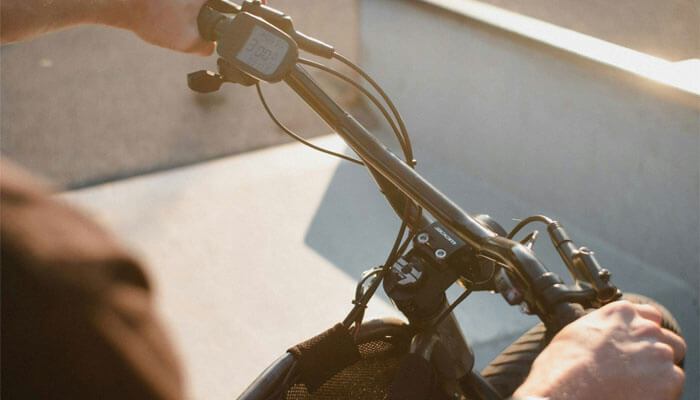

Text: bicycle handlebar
xmin=283 ymin=49 xmax=585 ymax=328
xmin=194 ymin=0 xmax=605 ymax=332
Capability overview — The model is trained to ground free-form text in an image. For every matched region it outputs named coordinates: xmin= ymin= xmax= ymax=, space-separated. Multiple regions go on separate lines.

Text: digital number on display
xmin=236 ymin=25 xmax=290 ymax=76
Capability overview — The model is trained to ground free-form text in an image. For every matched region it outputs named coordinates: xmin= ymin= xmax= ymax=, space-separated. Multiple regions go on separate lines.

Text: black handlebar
xmin=283 ymin=63 xmax=587 ymax=330
xmin=193 ymin=0 xmax=617 ymax=332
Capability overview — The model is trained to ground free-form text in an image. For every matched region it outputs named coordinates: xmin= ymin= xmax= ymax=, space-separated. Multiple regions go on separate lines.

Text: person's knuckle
xmin=671 ymin=366 xmax=685 ymax=386
xmin=636 ymin=320 xmax=661 ymax=336
xmin=675 ymin=333 xmax=688 ymax=356
xmin=662 ymin=365 xmax=686 ymax=394
xmin=610 ymin=299 xmax=632 ymax=309
xmin=651 ymin=342 xmax=675 ymax=361
xmin=638 ymin=303 xmax=662 ymax=317
xmin=621 ymin=302 xmax=639 ymax=314
xmin=610 ymin=300 xmax=636 ymax=314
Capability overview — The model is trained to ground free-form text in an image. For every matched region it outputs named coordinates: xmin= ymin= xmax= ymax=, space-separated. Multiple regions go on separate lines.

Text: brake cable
xmin=256 ymin=83 xmax=364 ymax=165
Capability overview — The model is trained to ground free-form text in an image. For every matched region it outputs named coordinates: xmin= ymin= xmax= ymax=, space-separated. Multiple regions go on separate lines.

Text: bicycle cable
xmin=332 ymin=52 xmax=415 ymax=167
xmin=257 ymin=56 xmax=415 ymax=167
xmin=323 ymin=53 xmax=424 ymax=225
xmin=507 ymin=215 xmax=555 ymax=239
xmin=343 ymin=216 xmax=410 ymax=330
xmin=254 ymin=51 xmax=424 ymax=331
xmin=319 ymin=53 xmax=426 ymax=252
xmin=256 ymin=83 xmax=365 ymax=165
xmin=259 ymin=55 xmax=424 ymax=260
xmin=429 ymin=288 xmax=473 ymax=330
xmin=355 ymin=267 xmax=384 ymax=301
xmin=298 ymin=58 xmax=409 ymax=160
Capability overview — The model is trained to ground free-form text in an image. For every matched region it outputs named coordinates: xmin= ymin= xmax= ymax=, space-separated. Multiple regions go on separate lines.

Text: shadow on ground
xmin=304 ymin=152 xmax=698 ymax=395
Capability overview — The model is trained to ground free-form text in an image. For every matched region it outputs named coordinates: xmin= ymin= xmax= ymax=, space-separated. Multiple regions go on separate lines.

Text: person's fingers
xmin=192 ymin=41 xmax=215 ymax=56
xmin=629 ymin=303 xmax=685 ymax=364
xmin=669 ymin=365 xmax=686 ymax=399
xmin=655 ymin=329 xmax=687 ymax=364
xmin=179 ymin=37 xmax=215 ymax=56
xmin=634 ymin=303 xmax=663 ymax=325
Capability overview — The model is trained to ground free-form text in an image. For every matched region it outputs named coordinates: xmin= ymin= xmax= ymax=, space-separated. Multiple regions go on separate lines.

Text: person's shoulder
xmin=1 ymin=160 xmax=151 ymax=295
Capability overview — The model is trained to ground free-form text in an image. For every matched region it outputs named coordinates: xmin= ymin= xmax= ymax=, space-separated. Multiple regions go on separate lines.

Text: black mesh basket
xmin=273 ymin=318 xmax=411 ymax=400
xmin=285 ymin=336 xmax=409 ymax=399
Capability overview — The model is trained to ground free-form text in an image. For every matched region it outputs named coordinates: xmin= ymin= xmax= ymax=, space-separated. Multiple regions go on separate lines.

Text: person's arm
xmin=1 ymin=161 xmax=185 ymax=399
xmin=513 ymin=301 xmax=686 ymax=400
xmin=0 ymin=0 xmax=214 ymax=55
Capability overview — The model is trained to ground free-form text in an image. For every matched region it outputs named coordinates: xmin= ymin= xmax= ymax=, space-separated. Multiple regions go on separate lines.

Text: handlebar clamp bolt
xmin=598 ymin=268 xmax=611 ymax=282
xmin=417 ymin=233 xmax=430 ymax=244
xmin=435 ymin=249 xmax=447 ymax=260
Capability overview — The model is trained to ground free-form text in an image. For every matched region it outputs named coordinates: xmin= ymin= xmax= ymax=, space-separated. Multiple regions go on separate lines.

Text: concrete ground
xmin=60 ymin=136 xmax=406 ymax=400
xmin=62 ymin=135 xmax=697 ymax=399
xmin=1 ymin=0 xmax=361 ymax=189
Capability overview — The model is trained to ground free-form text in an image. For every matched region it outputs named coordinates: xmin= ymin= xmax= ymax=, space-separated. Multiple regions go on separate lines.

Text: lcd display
xmin=236 ymin=25 xmax=289 ymax=76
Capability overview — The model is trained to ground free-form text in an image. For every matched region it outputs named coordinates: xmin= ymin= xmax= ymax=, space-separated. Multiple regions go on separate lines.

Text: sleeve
xmin=1 ymin=161 xmax=185 ymax=400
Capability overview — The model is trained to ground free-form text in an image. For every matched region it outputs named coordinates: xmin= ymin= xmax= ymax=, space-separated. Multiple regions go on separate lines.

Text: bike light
xmin=216 ymin=12 xmax=298 ymax=82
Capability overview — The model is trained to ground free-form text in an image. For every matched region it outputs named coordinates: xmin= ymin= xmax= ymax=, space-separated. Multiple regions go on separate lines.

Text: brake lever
xmin=547 ymin=221 xmax=620 ymax=303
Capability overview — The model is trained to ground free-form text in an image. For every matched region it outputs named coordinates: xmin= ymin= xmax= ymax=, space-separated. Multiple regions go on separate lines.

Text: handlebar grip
xmin=549 ymin=302 xmax=586 ymax=332
xmin=197 ymin=4 xmax=227 ymax=42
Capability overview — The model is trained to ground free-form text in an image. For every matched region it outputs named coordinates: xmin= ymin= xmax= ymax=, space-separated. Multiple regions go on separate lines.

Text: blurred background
xmin=2 ymin=0 xmax=698 ymax=399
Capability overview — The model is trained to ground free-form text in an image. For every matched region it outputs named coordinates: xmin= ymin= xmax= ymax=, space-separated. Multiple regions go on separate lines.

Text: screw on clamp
xmin=417 ymin=233 xmax=430 ymax=244
xmin=435 ymin=249 xmax=447 ymax=260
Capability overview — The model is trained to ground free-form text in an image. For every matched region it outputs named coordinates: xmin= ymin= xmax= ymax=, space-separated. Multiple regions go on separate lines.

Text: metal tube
xmin=284 ymin=65 xmax=495 ymax=248
xmin=282 ymin=64 xmax=568 ymax=321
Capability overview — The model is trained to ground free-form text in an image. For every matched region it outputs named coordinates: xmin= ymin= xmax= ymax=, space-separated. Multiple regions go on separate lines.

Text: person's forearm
xmin=1 ymin=0 xmax=134 ymax=44
xmin=1 ymin=0 xmax=213 ymax=55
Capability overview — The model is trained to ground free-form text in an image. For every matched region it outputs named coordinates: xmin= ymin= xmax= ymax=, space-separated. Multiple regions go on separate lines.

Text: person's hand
xmin=513 ymin=301 xmax=686 ymax=400
xmin=120 ymin=0 xmax=215 ymax=55
xmin=1 ymin=0 xmax=215 ymax=55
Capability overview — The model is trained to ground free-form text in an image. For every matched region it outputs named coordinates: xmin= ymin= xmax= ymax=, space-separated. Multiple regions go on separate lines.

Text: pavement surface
xmin=62 ymin=136 xmax=403 ymax=400
xmin=62 ymin=135 xmax=698 ymax=400
xmin=1 ymin=0 xmax=361 ymax=189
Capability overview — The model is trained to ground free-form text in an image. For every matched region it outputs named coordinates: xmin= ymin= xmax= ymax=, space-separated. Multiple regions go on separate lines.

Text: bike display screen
xmin=216 ymin=12 xmax=298 ymax=82
xmin=236 ymin=25 xmax=290 ymax=76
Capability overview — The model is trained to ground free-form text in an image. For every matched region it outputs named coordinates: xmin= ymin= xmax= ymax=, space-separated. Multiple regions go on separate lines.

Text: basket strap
xmin=288 ymin=323 xmax=361 ymax=393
